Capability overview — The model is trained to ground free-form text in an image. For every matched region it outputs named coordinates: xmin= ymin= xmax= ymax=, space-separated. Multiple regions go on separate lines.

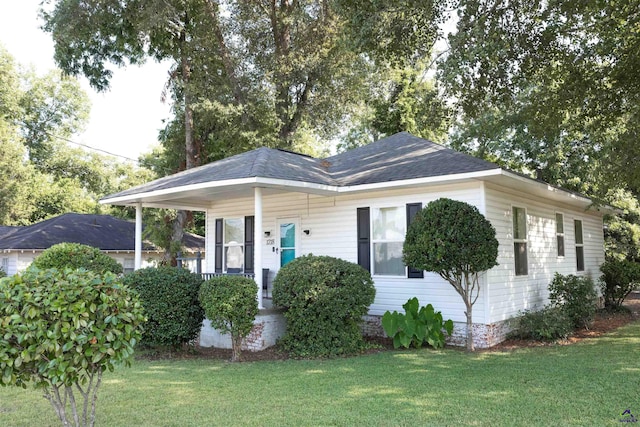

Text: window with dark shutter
xmin=214 ymin=218 xmax=223 ymax=273
xmin=406 ymin=203 xmax=424 ymax=278
xmin=244 ymin=216 xmax=254 ymax=273
xmin=357 ymin=207 xmax=370 ymax=272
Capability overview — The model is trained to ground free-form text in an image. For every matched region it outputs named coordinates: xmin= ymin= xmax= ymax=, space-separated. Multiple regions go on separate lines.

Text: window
xmin=574 ymin=219 xmax=584 ymax=271
xmin=513 ymin=207 xmax=528 ymax=276
xmin=1 ymin=257 xmax=8 ymax=275
xmin=556 ymin=213 xmax=565 ymax=257
xmin=214 ymin=216 xmax=254 ymax=274
xmin=123 ymin=258 xmax=135 ymax=274
xmin=224 ymin=218 xmax=244 ymax=273
xmin=372 ymin=207 xmax=406 ymax=276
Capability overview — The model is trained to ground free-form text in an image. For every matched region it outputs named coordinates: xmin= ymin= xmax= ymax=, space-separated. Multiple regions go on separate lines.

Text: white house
xmin=101 ymin=132 xmax=606 ymax=348
xmin=0 ymin=213 xmax=205 ymax=276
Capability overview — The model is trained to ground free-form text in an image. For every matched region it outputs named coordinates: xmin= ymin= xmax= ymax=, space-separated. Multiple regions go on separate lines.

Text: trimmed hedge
xmin=122 ymin=267 xmax=204 ymax=348
xmin=272 ymin=254 xmax=375 ymax=357
xmin=32 ymin=242 xmax=123 ymax=274
xmin=199 ymin=276 xmax=259 ymax=362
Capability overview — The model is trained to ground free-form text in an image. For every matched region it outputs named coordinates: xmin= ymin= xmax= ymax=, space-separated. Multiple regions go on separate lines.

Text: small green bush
xmin=122 ymin=267 xmax=204 ymax=349
xmin=0 ymin=267 xmax=5 ymax=278
xmin=0 ymin=267 xmax=145 ymax=426
xmin=32 ymin=242 xmax=123 ymax=275
xmin=548 ymin=273 xmax=598 ymax=329
xmin=509 ymin=306 xmax=573 ymax=341
xmin=382 ymin=298 xmax=453 ymax=349
xmin=272 ymin=254 xmax=376 ymax=357
xmin=600 ymin=259 xmax=640 ymax=310
xmin=199 ymin=276 xmax=259 ymax=362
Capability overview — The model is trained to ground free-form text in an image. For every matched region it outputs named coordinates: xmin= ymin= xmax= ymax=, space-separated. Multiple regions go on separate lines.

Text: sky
xmin=0 ymin=1 xmax=172 ymax=162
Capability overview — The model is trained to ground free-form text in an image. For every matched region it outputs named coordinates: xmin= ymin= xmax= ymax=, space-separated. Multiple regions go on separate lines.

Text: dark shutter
xmin=244 ymin=215 xmax=255 ymax=274
xmin=406 ymin=203 xmax=424 ymax=278
xmin=357 ymin=207 xmax=370 ymax=272
xmin=215 ymin=218 xmax=223 ymax=273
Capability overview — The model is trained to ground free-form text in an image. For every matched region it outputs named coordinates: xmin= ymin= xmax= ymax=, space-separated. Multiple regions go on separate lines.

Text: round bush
xmin=272 ymin=254 xmax=376 ymax=357
xmin=199 ymin=276 xmax=259 ymax=361
xmin=32 ymin=242 xmax=123 ymax=274
xmin=600 ymin=259 xmax=640 ymax=310
xmin=122 ymin=266 xmax=204 ymax=348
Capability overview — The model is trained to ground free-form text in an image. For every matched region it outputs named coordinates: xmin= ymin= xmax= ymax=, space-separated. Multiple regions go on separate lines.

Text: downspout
xmin=254 ymin=187 xmax=264 ymax=309
xmin=135 ymin=203 xmax=142 ymax=270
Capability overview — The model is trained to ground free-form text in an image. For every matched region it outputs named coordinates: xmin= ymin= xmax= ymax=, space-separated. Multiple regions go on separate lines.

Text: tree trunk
xmin=231 ymin=334 xmax=243 ymax=362
xmin=465 ymin=301 xmax=474 ymax=352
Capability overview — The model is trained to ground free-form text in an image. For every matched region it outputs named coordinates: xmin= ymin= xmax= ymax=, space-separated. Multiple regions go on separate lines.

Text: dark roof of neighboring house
xmin=0 ymin=213 xmax=204 ymax=252
xmin=0 ymin=226 xmax=20 ymax=239
xmin=104 ymin=132 xmax=500 ymax=200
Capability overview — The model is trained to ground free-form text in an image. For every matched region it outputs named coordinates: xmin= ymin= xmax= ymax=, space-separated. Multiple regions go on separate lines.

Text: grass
xmin=2 ymin=322 xmax=640 ymax=427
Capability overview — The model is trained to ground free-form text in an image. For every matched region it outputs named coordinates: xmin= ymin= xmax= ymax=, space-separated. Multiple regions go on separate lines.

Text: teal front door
xmin=278 ymin=219 xmax=297 ymax=267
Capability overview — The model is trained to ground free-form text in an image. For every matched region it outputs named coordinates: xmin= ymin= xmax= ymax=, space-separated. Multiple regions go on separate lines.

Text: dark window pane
xmin=576 ymin=246 xmax=585 ymax=271
xmin=514 ymin=242 xmax=528 ymax=276
xmin=557 ymin=235 xmax=565 ymax=257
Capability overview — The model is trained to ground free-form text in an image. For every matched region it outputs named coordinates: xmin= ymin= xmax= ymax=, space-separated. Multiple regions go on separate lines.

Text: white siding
xmin=206 ymin=182 xmax=488 ymax=324
xmin=484 ymin=183 xmax=605 ymax=323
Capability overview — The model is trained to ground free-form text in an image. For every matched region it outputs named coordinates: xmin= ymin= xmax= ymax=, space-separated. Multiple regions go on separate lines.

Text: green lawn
xmin=2 ymin=322 xmax=639 ymax=427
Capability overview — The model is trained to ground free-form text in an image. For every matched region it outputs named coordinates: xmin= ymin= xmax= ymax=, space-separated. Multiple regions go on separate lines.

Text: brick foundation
xmin=199 ymin=308 xmax=286 ymax=352
xmin=362 ymin=315 xmax=513 ymax=349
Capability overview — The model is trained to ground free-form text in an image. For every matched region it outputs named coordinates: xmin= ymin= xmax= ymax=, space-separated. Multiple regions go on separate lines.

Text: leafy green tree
xmin=439 ymin=0 xmax=640 ymax=194
xmin=199 ymin=276 xmax=259 ymax=362
xmin=0 ymin=267 xmax=145 ymax=427
xmin=32 ymin=243 xmax=123 ymax=275
xmin=403 ymin=198 xmax=498 ymax=351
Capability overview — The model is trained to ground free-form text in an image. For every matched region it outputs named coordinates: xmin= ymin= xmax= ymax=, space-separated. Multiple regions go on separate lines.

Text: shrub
xmin=32 ymin=242 xmax=123 ymax=275
xmin=199 ymin=276 xmax=259 ymax=362
xmin=548 ymin=273 xmax=598 ymax=329
xmin=382 ymin=298 xmax=453 ymax=349
xmin=509 ymin=306 xmax=573 ymax=341
xmin=272 ymin=254 xmax=375 ymax=357
xmin=0 ymin=267 xmax=145 ymax=426
xmin=600 ymin=259 xmax=640 ymax=310
xmin=122 ymin=267 xmax=204 ymax=349
xmin=0 ymin=267 xmax=5 ymax=278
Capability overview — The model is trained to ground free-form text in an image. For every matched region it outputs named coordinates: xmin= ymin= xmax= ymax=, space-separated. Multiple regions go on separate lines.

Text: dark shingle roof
xmin=0 ymin=213 xmax=204 ymax=251
xmin=326 ymin=132 xmax=498 ymax=185
xmin=102 ymin=132 xmax=500 ymax=201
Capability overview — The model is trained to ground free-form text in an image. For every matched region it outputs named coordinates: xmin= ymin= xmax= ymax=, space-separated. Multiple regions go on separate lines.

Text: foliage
xmin=508 ymin=306 xmax=573 ymax=341
xmin=32 ymin=243 xmax=123 ymax=275
xmin=604 ymin=188 xmax=640 ymax=262
xmin=382 ymin=298 xmax=453 ymax=349
xmin=548 ymin=273 xmax=598 ymax=330
xmin=0 ymin=267 xmax=145 ymax=427
xmin=403 ymin=198 xmax=498 ymax=351
xmin=198 ymin=276 xmax=258 ymax=362
xmin=122 ymin=267 xmax=204 ymax=349
xmin=272 ymin=254 xmax=375 ymax=357
xmin=0 ymin=268 xmax=5 ymax=278
xmin=440 ymin=0 xmax=640 ymax=194
xmin=600 ymin=259 xmax=640 ymax=311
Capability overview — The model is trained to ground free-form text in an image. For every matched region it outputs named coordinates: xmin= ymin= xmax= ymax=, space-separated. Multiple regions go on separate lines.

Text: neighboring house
xmin=101 ymin=132 xmax=606 ymax=348
xmin=0 ymin=213 xmax=205 ymax=276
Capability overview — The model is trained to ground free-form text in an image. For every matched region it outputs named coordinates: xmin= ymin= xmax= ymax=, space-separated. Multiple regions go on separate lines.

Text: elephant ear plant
xmin=0 ymin=267 xmax=145 ymax=427
xmin=382 ymin=297 xmax=453 ymax=349
xmin=403 ymin=198 xmax=498 ymax=351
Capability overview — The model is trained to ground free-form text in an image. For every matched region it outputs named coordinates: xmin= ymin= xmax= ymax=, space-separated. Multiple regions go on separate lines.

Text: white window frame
xmin=555 ymin=212 xmax=565 ymax=258
xmin=512 ymin=206 xmax=528 ymax=276
xmin=371 ymin=206 xmax=406 ymax=277
xmin=123 ymin=258 xmax=135 ymax=274
xmin=1 ymin=257 xmax=8 ymax=275
xmin=574 ymin=219 xmax=585 ymax=272
xmin=224 ymin=218 xmax=244 ymax=273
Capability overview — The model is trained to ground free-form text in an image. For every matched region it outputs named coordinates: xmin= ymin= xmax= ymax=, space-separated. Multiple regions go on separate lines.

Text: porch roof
xmin=101 ymin=132 xmax=597 ymax=212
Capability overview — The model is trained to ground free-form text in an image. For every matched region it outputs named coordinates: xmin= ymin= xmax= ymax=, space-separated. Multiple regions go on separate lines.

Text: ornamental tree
xmin=403 ymin=198 xmax=498 ymax=351
xmin=0 ymin=267 xmax=145 ymax=427
xmin=198 ymin=276 xmax=259 ymax=362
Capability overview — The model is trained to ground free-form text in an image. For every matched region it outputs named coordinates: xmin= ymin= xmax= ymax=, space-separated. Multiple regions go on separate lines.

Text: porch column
xmin=254 ymin=187 xmax=264 ymax=309
xmin=134 ymin=203 xmax=142 ymax=270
